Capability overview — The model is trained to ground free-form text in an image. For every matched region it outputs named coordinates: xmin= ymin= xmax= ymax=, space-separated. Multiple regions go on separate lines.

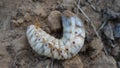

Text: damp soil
xmin=0 ymin=0 xmax=120 ymax=68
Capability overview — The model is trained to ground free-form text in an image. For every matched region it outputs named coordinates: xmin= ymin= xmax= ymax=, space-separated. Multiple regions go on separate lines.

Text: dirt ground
xmin=0 ymin=0 xmax=120 ymax=68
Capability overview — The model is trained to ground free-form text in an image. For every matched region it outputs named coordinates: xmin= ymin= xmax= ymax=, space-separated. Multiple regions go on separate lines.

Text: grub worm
xmin=26 ymin=12 xmax=85 ymax=60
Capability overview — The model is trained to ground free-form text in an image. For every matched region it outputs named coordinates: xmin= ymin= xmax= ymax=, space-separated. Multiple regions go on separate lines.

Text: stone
xmin=103 ymin=23 xmax=114 ymax=40
xmin=89 ymin=37 xmax=103 ymax=58
xmin=89 ymin=52 xmax=117 ymax=68
xmin=11 ymin=35 xmax=27 ymax=52
xmin=48 ymin=11 xmax=62 ymax=32
xmin=63 ymin=55 xmax=83 ymax=68
xmin=33 ymin=4 xmax=47 ymax=18
xmin=11 ymin=19 xmax=19 ymax=26
xmin=24 ymin=13 xmax=31 ymax=21
xmin=62 ymin=0 xmax=75 ymax=10
xmin=111 ymin=46 xmax=119 ymax=57
xmin=113 ymin=23 xmax=120 ymax=38
xmin=17 ymin=18 xmax=24 ymax=24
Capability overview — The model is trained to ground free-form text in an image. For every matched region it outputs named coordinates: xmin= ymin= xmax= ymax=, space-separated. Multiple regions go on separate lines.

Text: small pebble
xmin=113 ymin=23 xmax=120 ymax=38
xmin=111 ymin=46 xmax=119 ymax=57
xmin=118 ymin=62 xmax=120 ymax=68
xmin=33 ymin=4 xmax=47 ymax=18
xmin=11 ymin=20 xmax=19 ymax=26
xmin=89 ymin=37 xmax=103 ymax=58
xmin=63 ymin=55 xmax=83 ymax=68
xmin=103 ymin=23 xmax=114 ymax=40
xmin=48 ymin=11 xmax=62 ymax=31
xmin=24 ymin=13 xmax=31 ymax=21
xmin=17 ymin=18 xmax=24 ymax=24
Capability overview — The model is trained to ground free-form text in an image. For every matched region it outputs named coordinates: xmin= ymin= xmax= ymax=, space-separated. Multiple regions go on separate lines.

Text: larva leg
xmin=52 ymin=48 xmax=59 ymax=59
xmin=62 ymin=50 xmax=68 ymax=59
xmin=42 ymin=44 xmax=51 ymax=56
xmin=75 ymin=28 xmax=85 ymax=39
xmin=37 ymin=46 xmax=44 ymax=55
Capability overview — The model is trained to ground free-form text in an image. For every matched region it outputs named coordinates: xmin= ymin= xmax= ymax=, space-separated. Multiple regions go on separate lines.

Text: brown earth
xmin=0 ymin=0 xmax=119 ymax=68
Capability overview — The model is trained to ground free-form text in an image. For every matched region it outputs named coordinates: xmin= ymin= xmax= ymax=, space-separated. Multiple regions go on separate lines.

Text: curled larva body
xmin=26 ymin=15 xmax=85 ymax=60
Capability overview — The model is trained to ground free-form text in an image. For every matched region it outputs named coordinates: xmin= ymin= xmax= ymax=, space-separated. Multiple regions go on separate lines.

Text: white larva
xmin=26 ymin=12 xmax=85 ymax=60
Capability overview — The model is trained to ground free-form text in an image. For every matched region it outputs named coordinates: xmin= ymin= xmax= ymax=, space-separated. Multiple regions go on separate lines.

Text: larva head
xmin=34 ymin=17 xmax=41 ymax=29
xmin=62 ymin=10 xmax=85 ymax=42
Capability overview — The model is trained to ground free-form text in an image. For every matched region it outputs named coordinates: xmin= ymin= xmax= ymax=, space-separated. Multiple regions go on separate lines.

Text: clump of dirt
xmin=0 ymin=0 xmax=120 ymax=68
xmin=63 ymin=55 xmax=83 ymax=68
xmin=48 ymin=11 xmax=62 ymax=32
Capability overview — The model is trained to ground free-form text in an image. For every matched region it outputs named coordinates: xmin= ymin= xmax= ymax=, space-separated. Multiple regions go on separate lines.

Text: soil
xmin=0 ymin=0 xmax=120 ymax=68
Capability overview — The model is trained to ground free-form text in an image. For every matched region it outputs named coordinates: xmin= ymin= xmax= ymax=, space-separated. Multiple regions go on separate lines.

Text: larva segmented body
xmin=26 ymin=11 xmax=85 ymax=60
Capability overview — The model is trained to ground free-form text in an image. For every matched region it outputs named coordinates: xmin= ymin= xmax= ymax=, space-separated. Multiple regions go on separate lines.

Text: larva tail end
xmin=26 ymin=25 xmax=35 ymax=35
